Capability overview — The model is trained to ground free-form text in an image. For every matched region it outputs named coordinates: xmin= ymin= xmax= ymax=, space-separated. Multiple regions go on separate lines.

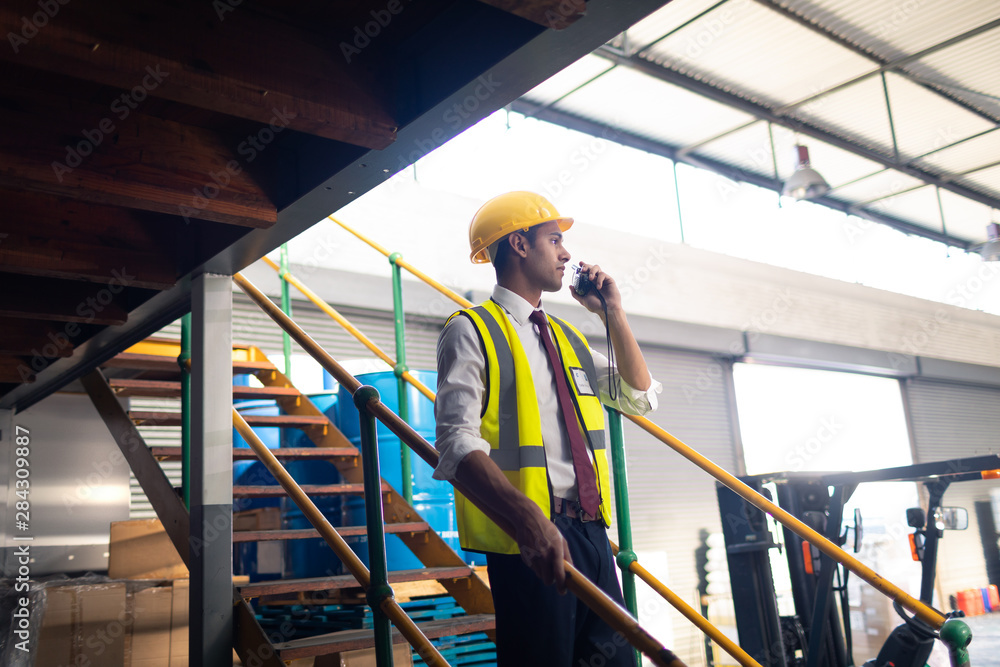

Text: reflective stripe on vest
xmin=449 ymin=300 xmax=610 ymax=554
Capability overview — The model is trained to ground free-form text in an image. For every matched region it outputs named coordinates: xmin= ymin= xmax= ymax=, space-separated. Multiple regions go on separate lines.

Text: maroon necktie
xmin=528 ymin=309 xmax=601 ymax=518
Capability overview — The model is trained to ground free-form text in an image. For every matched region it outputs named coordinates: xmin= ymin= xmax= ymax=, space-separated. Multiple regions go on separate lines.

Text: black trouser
xmin=486 ymin=514 xmax=638 ymax=667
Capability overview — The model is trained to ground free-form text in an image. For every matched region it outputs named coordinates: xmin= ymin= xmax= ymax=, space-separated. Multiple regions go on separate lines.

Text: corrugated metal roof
xmin=554 ymin=66 xmax=756 ymax=146
xmin=521 ymin=54 xmax=615 ymax=107
xmin=640 ymin=2 xmax=876 ymax=107
xmin=780 ymin=0 xmax=1000 ymax=59
xmin=902 ymin=25 xmax=1000 ymax=120
xmin=515 ymin=1 xmax=1000 ymax=246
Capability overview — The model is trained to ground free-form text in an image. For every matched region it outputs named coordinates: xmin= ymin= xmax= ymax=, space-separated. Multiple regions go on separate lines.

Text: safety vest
xmin=450 ymin=299 xmax=612 ymax=554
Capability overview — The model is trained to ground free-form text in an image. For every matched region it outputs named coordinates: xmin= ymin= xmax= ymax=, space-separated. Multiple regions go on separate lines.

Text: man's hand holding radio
xmin=570 ymin=262 xmax=622 ymax=318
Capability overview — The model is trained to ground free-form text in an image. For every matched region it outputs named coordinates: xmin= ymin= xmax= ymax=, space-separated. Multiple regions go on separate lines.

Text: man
xmin=433 ymin=191 xmax=660 ymax=667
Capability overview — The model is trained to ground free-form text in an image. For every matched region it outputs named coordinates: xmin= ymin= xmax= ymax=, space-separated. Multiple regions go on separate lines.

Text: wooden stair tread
xmin=149 ymin=446 xmax=359 ymax=460
xmin=273 ymin=613 xmax=496 ymax=659
xmin=237 ymin=566 xmax=475 ymax=598
xmin=102 ymin=352 xmax=275 ymax=374
xmin=233 ymin=522 xmax=430 ymax=542
xmin=233 ymin=483 xmax=389 ymax=498
xmin=130 ymin=411 xmax=329 ymax=427
xmin=109 ymin=378 xmax=301 ymax=399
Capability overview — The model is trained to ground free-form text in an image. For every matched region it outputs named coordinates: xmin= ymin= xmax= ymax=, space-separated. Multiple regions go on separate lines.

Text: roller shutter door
xmin=903 ymin=378 xmax=1000 ymax=599
xmin=610 ymin=346 xmax=739 ymax=667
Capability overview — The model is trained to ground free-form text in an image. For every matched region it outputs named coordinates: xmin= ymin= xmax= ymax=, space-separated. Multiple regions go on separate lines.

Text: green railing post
xmin=607 ymin=407 xmax=640 ymax=666
xmin=941 ymin=618 xmax=972 ymax=667
xmin=355 ymin=385 xmax=395 ymax=666
xmin=179 ymin=312 xmax=192 ymax=510
xmin=279 ymin=243 xmax=294 ymax=379
xmin=389 ymin=252 xmax=413 ymax=505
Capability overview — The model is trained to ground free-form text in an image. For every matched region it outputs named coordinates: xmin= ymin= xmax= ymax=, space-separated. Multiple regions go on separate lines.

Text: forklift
xmin=715 ymin=455 xmax=999 ymax=666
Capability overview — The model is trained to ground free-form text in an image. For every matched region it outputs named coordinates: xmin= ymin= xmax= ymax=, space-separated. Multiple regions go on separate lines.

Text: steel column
xmin=190 ymin=273 xmax=234 ymax=667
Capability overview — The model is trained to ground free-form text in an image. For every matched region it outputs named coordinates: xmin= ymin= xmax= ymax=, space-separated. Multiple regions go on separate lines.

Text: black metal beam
xmin=509 ymin=98 xmax=973 ymax=249
xmin=821 ymin=454 xmax=1000 ymax=486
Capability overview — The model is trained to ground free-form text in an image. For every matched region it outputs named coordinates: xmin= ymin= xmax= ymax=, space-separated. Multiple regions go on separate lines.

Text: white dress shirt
xmin=433 ymin=285 xmax=661 ymax=500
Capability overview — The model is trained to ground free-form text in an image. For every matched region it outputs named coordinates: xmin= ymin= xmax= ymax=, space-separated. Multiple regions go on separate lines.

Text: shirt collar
xmin=492 ymin=285 xmax=543 ymax=327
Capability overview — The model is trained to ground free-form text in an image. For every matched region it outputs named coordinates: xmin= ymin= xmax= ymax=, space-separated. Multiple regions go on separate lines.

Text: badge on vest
xmin=569 ymin=367 xmax=595 ymax=396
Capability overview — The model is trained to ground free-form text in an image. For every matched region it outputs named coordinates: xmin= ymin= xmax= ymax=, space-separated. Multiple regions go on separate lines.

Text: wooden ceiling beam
xmin=0 ymin=325 xmax=75 ymax=357
xmin=0 ymin=3 xmax=397 ymax=150
xmin=0 ymin=97 xmax=277 ymax=229
xmin=0 ymin=233 xmax=177 ymax=290
xmin=0 ymin=274 xmax=129 ymax=326
xmin=0 ymin=357 xmax=35 ymax=384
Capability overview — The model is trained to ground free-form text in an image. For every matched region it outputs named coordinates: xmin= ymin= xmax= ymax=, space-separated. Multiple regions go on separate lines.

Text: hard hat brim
xmin=471 ymin=216 xmax=574 ymax=263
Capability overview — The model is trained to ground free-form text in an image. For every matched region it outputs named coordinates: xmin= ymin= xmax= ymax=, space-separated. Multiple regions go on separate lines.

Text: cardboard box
xmin=109 ymin=519 xmax=189 ymax=580
xmin=234 ymin=506 xmax=282 ymax=531
xmin=130 ymin=586 xmax=173 ymax=667
xmin=35 ymin=586 xmax=75 ymax=667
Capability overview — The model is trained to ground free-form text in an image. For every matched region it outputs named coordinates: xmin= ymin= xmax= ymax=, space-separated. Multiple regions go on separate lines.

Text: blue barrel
xmin=337 ymin=370 xmax=484 ymax=569
xmin=280 ymin=391 xmax=348 ymax=579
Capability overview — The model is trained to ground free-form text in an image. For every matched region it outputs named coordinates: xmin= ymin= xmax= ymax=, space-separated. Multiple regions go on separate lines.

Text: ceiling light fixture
xmin=973 ymin=222 xmax=1000 ymax=261
xmin=783 ymin=145 xmax=830 ymax=201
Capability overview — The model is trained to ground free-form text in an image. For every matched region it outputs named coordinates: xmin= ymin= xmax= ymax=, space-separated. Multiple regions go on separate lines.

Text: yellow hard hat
xmin=469 ymin=191 xmax=574 ymax=264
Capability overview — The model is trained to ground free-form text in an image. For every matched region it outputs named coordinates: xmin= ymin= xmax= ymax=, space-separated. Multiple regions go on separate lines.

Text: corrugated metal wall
xmin=610 ymin=347 xmax=738 ymax=667
xmin=903 ymin=378 xmax=1000 ymax=600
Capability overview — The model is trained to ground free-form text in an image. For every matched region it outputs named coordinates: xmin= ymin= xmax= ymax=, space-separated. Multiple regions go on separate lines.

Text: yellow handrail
xmin=232 ymin=409 xmax=449 ymax=667
xmin=233 ymin=270 xmax=686 ymax=667
xmin=609 ymin=542 xmax=761 ymax=667
xmin=259 ymin=255 xmax=436 ymax=403
xmin=324 ymin=220 xmax=950 ymax=630
xmin=329 ymin=216 xmax=473 ymax=309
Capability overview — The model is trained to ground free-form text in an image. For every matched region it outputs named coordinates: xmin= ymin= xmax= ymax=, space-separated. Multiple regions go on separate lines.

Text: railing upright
xmin=356 ymin=383 xmax=395 ymax=665
xmin=607 ymin=407 xmax=641 ymax=666
xmin=179 ymin=312 xmax=192 ymax=509
xmin=389 ymin=252 xmax=414 ymax=504
xmin=279 ymin=243 xmax=294 ymax=379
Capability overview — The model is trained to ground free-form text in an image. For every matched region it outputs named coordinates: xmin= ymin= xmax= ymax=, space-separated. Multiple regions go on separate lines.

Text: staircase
xmin=102 ymin=338 xmax=495 ymax=664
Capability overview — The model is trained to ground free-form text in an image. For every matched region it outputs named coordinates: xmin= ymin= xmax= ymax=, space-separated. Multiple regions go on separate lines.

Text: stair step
xmin=233 ymin=483 xmax=390 ymax=498
xmin=273 ymin=614 xmax=496 ymax=660
xmin=109 ymin=378 xmax=301 ymax=399
xmin=102 ymin=352 xmax=275 ymax=374
xmin=130 ymin=411 xmax=328 ymax=427
xmin=237 ymin=566 xmax=475 ymax=599
xmin=150 ymin=446 xmax=359 ymax=460
xmin=233 ymin=521 xmax=429 ymax=543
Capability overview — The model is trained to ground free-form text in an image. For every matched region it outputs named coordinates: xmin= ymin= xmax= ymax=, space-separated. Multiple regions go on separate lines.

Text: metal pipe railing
xmin=606 ymin=408 xmax=641 ymax=666
xmin=389 ymin=252 xmax=414 ymax=505
xmin=329 ymin=216 xmax=474 ymax=309
xmin=232 ymin=409 xmax=447 ymax=666
xmin=260 ymin=255 xmax=435 ymax=403
xmin=608 ymin=541 xmax=762 ymax=667
xmin=233 ymin=271 xmax=686 ymax=667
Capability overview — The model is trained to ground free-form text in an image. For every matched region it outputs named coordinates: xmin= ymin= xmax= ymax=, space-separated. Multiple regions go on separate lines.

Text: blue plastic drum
xmin=337 ymin=370 xmax=484 ymax=569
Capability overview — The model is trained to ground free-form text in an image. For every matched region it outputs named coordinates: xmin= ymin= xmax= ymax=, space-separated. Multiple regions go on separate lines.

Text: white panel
xmin=611 ymin=347 xmax=738 ymax=667
xmin=623 ymin=0 xmax=727 ymax=52
xmin=828 ymin=168 xmax=924 ymax=206
xmin=790 ymin=76 xmax=895 ymax=155
xmin=521 ymin=55 xmax=615 ymax=106
xmin=554 ymin=66 xmax=756 ymax=146
xmin=961 ymin=163 xmax=1000 ymax=199
xmin=915 ymin=128 xmax=1000 ymax=176
xmin=885 ymin=72 xmax=996 ymax=160
xmin=642 ymin=2 xmax=876 ymax=107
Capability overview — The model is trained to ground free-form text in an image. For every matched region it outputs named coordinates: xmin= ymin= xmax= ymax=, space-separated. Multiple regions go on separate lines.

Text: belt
xmin=552 ymin=496 xmax=598 ymax=523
